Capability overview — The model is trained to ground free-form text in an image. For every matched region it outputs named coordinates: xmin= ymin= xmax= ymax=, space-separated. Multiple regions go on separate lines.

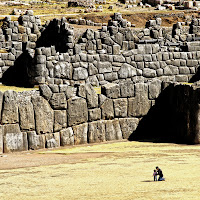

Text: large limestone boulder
xmin=101 ymin=98 xmax=114 ymax=120
xmin=67 ymin=97 xmax=88 ymax=126
xmin=78 ymin=85 xmax=86 ymax=98
xmin=112 ymin=119 xmax=123 ymax=140
xmin=3 ymin=124 xmax=28 ymax=153
xmin=113 ymin=98 xmax=127 ymax=117
xmin=3 ymin=132 xmax=28 ymax=153
xmin=39 ymin=84 xmax=52 ymax=101
xmin=2 ymin=90 xmax=19 ymax=124
xmin=3 ymin=124 xmax=21 ymax=134
xmin=88 ymin=108 xmax=101 ymax=121
xmin=59 ymin=62 xmax=73 ymax=79
xmin=31 ymin=96 xmax=54 ymax=134
xmin=60 ymin=127 xmax=74 ymax=146
xmin=119 ymin=118 xmax=139 ymax=139
xmin=45 ymin=132 xmax=60 ymax=148
xmin=65 ymin=86 xmax=77 ymax=99
xmin=148 ymin=79 xmax=162 ymax=99
xmin=27 ymin=131 xmax=45 ymax=150
xmin=128 ymin=83 xmax=151 ymax=117
xmin=49 ymin=93 xmax=67 ymax=109
xmin=73 ymin=67 xmax=88 ymax=80
xmin=105 ymin=120 xmax=122 ymax=141
xmin=88 ymin=121 xmax=106 ymax=143
xmin=118 ymin=63 xmax=137 ymax=78
xmin=54 ymin=110 xmax=67 ymax=132
xmin=97 ymin=62 xmax=112 ymax=73
xmin=85 ymin=84 xmax=98 ymax=108
xmin=73 ymin=123 xmax=88 ymax=145
xmin=102 ymin=83 xmax=120 ymax=99
xmin=119 ymin=80 xmax=135 ymax=97
xmin=19 ymin=99 xmax=35 ymax=131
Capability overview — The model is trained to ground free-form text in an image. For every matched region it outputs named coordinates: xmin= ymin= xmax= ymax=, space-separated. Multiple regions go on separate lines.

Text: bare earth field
xmin=0 ymin=141 xmax=200 ymax=200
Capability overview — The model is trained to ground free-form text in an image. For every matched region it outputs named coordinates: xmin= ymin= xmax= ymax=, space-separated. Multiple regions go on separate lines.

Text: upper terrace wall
xmin=0 ymin=12 xmax=200 ymax=87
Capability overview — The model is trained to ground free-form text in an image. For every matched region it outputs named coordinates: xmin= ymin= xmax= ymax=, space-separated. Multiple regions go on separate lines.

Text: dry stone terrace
xmin=0 ymin=11 xmax=200 ymax=153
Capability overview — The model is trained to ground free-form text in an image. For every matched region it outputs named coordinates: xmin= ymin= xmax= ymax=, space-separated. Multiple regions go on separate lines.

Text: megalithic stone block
xmin=2 ymin=90 xmax=19 ymax=124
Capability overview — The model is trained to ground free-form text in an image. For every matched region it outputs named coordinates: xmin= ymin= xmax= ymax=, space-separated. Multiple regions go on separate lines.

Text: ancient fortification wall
xmin=0 ymin=12 xmax=200 ymax=87
xmin=0 ymin=80 xmax=161 ymax=153
xmin=0 ymin=11 xmax=200 ymax=153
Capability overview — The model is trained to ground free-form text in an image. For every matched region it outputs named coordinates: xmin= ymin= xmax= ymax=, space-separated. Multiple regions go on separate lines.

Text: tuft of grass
xmin=0 ymin=84 xmax=39 ymax=92
xmin=0 ymin=49 xmax=8 ymax=53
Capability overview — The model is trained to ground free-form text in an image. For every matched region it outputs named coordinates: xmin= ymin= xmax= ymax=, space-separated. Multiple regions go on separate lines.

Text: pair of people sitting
xmin=153 ymin=166 xmax=165 ymax=181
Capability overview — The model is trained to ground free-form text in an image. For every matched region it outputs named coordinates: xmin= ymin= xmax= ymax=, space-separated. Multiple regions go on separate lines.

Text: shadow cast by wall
xmin=36 ymin=19 xmax=70 ymax=53
xmin=129 ymin=84 xmax=199 ymax=144
xmin=189 ymin=66 xmax=200 ymax=83
xmin=1 ymin=50 xmax=33 ymax=87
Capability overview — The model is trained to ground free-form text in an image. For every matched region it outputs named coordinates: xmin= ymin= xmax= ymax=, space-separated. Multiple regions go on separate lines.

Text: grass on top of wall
xmin=0 ymin=84 xmax=39 ymax=92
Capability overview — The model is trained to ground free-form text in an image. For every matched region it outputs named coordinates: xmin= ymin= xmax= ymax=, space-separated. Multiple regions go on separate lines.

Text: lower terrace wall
xmin=0 ymin=80 xmax=199 ymax=154
xmin=0 ymin=80 xmax=161 ymax=153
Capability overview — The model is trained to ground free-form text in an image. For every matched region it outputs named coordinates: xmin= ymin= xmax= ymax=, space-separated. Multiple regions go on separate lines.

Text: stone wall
xmin=1 ymin=80 xmax=200 ymax=154
xmin=0 ymin=79 xmax=163 ymax=153
xmin=26 ymin=14 xmax=200 ymax=85
xmin=0 ymin=12 xmax=200 ymax=87
xmin=1 ymin=11 xmax=200 ymax=153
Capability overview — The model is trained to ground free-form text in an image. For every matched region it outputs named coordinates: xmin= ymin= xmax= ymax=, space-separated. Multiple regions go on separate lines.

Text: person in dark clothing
xmin=156 ymin=166 xmax=165 ymax=181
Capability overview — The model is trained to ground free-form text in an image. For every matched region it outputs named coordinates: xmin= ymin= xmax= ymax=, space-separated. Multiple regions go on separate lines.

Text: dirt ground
xmin=0 ymin=140 xmax=200 ymax=200
xmin=0 ymin=1 xmax=200 ymax=27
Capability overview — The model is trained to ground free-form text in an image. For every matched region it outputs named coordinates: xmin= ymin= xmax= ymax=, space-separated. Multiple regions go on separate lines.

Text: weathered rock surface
xmin=19 ymin=99 xmax=35 ymax=131
xmin=112 ymin=119 xmax=123 ymax=140
xmin=88 ymin=121 xmax=106 ymax=143
xmin=119 ymin=80 xmax=135 ymax=97
xmin=101 ymin=98 xmax=114 ymax=120
xmin=73 ymin=67 xmax=88 ymax=80
xmin=54 ymin=110 xmax=67 ymax=132
xmin=2 ymin=90 xmax=19 ymax=124
xmin=88 ymin=108 xmax=101 ymax=121
xmin=45 ymin=132 xmax=60 ymax=148
xmin=39 ymin=84 xmax=52 ymax=101
xmin=119 ymin=118 xmax=139 ymax=139
xmin=4 ymin=132 xmax=28 ymax=153
xmin=67 ymin=97 xmax=88 ymax=126
xmin=148 ymin=80 xmax=162 ymax=99
xmin=102 ymin=83 xmax=120 ymax=99
xmin=3 ymin=124 xmax=28 ymax=153
xmin=3 ymin=124 xmax=21 ymax=134
xmin=85 ymin=84 xmax=98 ymax=108
xmin=128 ymin=83 xmax=151 ymax=117
xmin=113 ymin=98 xmax=127 ymax=117
xmin=73 ymin=123 xmax=88 ymax=145
xmin=31 ymin=96 xmax=54 ymax=134
xmin=118 ymin=63 xmax=137 ymax=78
xmin=0 ymin=91 xmax=4 ymax=122
xmin=60 ymin=127 xmax=74 ymax=146
xmin=49 ymin=93 xmax=67 ymax=109
xmin=27 ymin=131 xmax=45 ymax=150
xmin=105 ymin=120 xmax=122 ymax=141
